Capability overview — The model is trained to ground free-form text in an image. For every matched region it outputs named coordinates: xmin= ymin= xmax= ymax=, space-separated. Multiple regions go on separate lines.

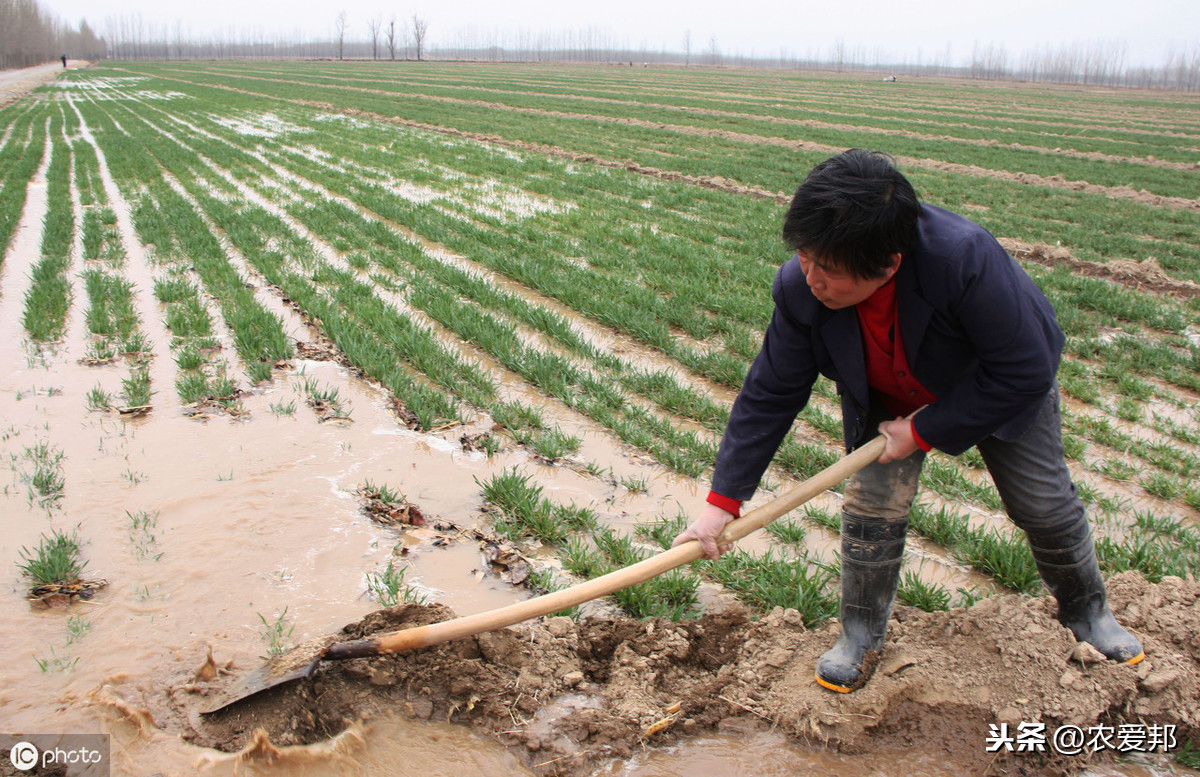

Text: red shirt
xmin=856 ymin=278 xmax=938 ymax=425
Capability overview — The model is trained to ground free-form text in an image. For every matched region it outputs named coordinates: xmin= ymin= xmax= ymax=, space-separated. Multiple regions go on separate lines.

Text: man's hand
xmin=672 ymin=502 xmax=736 ymax=560
xmin=877 ymin=417 xmax=921 ymax=463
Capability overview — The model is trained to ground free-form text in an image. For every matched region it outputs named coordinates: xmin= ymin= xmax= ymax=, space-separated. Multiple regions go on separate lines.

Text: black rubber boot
xmin=815 ymin=514 xmax=907 ymax=693
xmin=1027 ymin=518 xmax=1144 ymax=665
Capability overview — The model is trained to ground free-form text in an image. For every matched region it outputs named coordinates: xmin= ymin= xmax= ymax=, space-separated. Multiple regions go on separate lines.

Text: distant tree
xmin=707 ymin=35 xmax=720 ymax=65
xmin=682 ymin=29 xmax=691 ymax=66
xmin=335 ymin=11 xmax=346 ymax=60
xmin=411 ymin=14 xmax=428 ymax=61
xmin=367 ymin=15 xmax=381 ymax=60
xmin=386 ymin=16 xmax=396 ymax=60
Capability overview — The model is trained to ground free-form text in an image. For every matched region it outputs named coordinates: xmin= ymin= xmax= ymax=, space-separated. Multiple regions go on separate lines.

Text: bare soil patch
xmin=99 ymin=571 xmax=1198 ymax=776
xmin=1001 ymin=238 xmax=1200 ymax=298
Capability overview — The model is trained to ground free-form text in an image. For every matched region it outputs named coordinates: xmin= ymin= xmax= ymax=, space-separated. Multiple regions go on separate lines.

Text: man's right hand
xmin=671 ymin=503 xmax=736 ymax=560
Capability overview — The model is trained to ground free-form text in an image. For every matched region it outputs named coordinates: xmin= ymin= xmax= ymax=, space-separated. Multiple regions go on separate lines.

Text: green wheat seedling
xmin=1141 ymin=472 xmax=1185 ymax=501
xmin=766 ymin=518 xmax=808 ymax=546
xmin=365 ymin=557 xmax=427 ymax=606
xmin=269 ymin=398 xmax=297 ymax=416
xmin=897 ymin=569 xmax=952 ymax=612
xmin=477 ymin=468 xmax=570 ymax=545
xmin=566 ymin=526 xmax=700 ymax=620
xmin=1094 ymin=535 xmax=1189 ymax=583
xmin=521 ymin=426 xmax=581 ymax=461
xmin=176 ymin=372 xmax=209 ymax=405
xmin=86 ymin=384 xmax=113 ymax=412
xmin=954 ymin=530 xmax=1041 ymax=594
xmin=802 ymin=504 xmax=841 ymax=532
xmin=301 ymin=376 xmax=351 ymax=420
xmin=523 ymin=569 xmax=580 ymax=617
xmin=22 ymin=440 xmax=65 ymax=507
xmin=480 ymin=434 xmax=502 ymax=457
xmin=709 ymin=549 xmax=838 ymax=627
xmin=620 ymin=474 xmax=650 ymax=494
xmin=634 ymin=508 xmax=690 ymax=550
xmin=17 ymin=528 xmax=86 ymax=588
xmin=35 ymin=645 xmax=80 ymax=673
xmin=127 ymin=509 xmax=162 ymax=562
xmin=257 ymin=607 xmax=295 ymax=657
xmin=360 ymin=479 xmax=405 ymax=505
xmin=121 ymin=366 xmax=153 ymax=409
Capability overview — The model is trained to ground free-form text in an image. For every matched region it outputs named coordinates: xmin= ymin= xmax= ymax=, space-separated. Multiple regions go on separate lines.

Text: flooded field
xmin=0 ymin=61 xmax=1197 ymax=776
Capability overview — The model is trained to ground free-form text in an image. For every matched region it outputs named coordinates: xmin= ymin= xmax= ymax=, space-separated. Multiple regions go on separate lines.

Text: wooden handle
xmin=326 ymin=436 xmax=886 ymax=661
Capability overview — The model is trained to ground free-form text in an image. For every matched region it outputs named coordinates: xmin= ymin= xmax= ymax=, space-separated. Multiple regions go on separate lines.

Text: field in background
xmin=1 ymin=61 xmax=1199 ymax=651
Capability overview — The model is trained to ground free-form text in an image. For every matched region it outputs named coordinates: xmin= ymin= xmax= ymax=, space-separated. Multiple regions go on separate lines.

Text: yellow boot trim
xmin=814 ymin=672 xmax=854 ymax=693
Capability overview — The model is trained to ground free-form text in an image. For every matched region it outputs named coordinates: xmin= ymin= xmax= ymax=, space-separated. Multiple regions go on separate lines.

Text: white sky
xmin=46 ymin=0 xmax=1199 ymax=68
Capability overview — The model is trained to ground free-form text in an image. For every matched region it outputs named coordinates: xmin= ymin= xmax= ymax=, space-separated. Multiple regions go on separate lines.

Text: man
xmin=673 ymin=149 xmax=1143 ymax=693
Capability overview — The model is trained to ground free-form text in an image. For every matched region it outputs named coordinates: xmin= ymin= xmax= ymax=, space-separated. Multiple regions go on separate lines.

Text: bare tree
xmin=367 ymin=15 xmax=381 ymax=60
xmin=411 ymin=14 xmax=428 ymax=61
xmin=386 ymin=16 xmax=396 ymax=60
xmin=334 ymin=11 xmax=346 ymax=60
xmin=682 ymin=29 xmax=691 ymax=66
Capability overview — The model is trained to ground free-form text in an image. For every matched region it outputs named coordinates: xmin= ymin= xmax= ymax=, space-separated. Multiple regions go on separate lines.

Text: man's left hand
xmin=877 ymin=417 xmax=921 ymax=463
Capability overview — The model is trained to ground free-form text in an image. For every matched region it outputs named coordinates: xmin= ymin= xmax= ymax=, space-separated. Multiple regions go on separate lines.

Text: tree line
xmin=0 ymin=0 xmax=104 ymax=69
xmin=3 ymin=0 xmax=1198 ymax=93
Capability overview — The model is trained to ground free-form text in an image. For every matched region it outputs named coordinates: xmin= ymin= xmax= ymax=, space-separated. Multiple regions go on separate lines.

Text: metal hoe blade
xmin=198 ymin=634 xmax=337 ymax=715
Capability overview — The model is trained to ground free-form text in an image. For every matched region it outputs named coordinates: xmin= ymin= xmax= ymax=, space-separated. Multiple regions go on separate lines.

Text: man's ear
xmin=886 ymin=252 xmax=902 ymax=278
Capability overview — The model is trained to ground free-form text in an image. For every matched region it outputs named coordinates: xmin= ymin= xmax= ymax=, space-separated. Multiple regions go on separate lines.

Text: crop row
xmin=98 ymin=64 xmax=1200 ymax=287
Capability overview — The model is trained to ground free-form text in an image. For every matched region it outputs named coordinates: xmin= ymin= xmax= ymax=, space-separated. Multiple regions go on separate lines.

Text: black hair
xmin=782 ymin=149 xmax=922 ymax=279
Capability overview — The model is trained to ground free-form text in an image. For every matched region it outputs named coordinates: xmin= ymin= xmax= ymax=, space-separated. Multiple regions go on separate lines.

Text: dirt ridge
xmin=107 ymin=571 xmax=1199 ymax=776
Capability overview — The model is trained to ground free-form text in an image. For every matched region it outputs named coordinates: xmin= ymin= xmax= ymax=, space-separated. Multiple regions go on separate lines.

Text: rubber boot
xmin=815 ymin=514 xmax=907 ymax=693
xmin=1027 ymin=518 xmax=1144 ymax=665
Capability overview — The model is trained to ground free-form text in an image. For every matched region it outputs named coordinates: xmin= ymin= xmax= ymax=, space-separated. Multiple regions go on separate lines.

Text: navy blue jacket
xmin=711 ymin=205 xmax=1064 ymax=502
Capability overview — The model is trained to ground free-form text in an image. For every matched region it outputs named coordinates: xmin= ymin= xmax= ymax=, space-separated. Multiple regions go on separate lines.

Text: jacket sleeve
xmin=911 ymin=231 xmax=1062 ymax=455
xmin=711 ymin=266 xmax=818 ymax=501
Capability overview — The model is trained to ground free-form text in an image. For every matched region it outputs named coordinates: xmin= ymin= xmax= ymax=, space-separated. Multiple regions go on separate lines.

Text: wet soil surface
xmin=102 ymin=571 xmax=1198 ymax=776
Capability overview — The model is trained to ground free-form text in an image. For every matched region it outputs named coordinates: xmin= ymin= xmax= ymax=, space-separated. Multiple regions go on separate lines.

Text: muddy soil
xmin=97 ymin=571 xmax=1198 ymax=776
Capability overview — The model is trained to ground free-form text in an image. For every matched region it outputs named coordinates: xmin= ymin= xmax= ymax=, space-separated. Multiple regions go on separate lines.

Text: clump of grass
xmin=515 ymin=426 xmax=581 ymax=461
xmin=23 ymin=440 xmax=65 ymax=507
xmin=897 ymin=569 xmax=952 ymax=612
xmin=563 ymin=526 xmax=700 ymax=620
xmin=955 ymin=530 xmax=1041 ymax=594
xmin=301 ymin=376 xmax=351 ymax=420
xmin=1141 ymin=472 xmax=1184 ymax=501
xmin=257 ymin=607 xmax=295 ymax=657
xmin=365 ymin=557 xmax=427 ymax=606
xmin=634 ymin=508 xmax=690 ymax=550
xmin=766 ymin=518 xmax=808 ymax=546
xmin=121 ymin=366 xmax=153 ymax=409
xmin=477 ymin=468 xmax=570 ymax=545
xmin=620 ymin=474 xmax=650 ymax=493
xmin=17 ymin=528 xmax=86 ymax=587
xmin=803 ymin=504 xmax=840 ymax=532
xmin=708 ymin=549 xmax=838 ymax=627
xmin=269 ymin=398 xmax=297 ymax=416
xmin=127 ymin=509 xmax=162 ymax=561
xmin=86 ymin=384 xmax=113 ymax=412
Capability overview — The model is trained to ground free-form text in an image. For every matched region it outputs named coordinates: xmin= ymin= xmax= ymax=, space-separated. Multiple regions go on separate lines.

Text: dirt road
xmin=0 ymin=60 xmax=80 ymax=106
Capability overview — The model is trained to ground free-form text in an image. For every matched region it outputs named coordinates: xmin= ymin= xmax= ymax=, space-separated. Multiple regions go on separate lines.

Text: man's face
xmin=796 ymin=251 xmax=900 ymax=309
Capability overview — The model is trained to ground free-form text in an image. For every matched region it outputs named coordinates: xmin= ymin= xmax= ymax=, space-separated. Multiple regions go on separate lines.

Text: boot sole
xmin=814 ymin=672 xmax=855 ymax=693
xmin=1123 ymin=651 xmax=1145 ymax=666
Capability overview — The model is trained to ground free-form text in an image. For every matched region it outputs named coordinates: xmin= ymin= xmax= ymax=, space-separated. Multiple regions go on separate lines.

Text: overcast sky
xmin=46 ymin=0 xmax=1199 ymax=68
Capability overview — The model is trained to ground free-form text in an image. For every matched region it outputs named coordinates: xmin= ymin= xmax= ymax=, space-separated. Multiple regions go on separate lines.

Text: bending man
xmin=673 ymin=149 xmax=1143 ymax=693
